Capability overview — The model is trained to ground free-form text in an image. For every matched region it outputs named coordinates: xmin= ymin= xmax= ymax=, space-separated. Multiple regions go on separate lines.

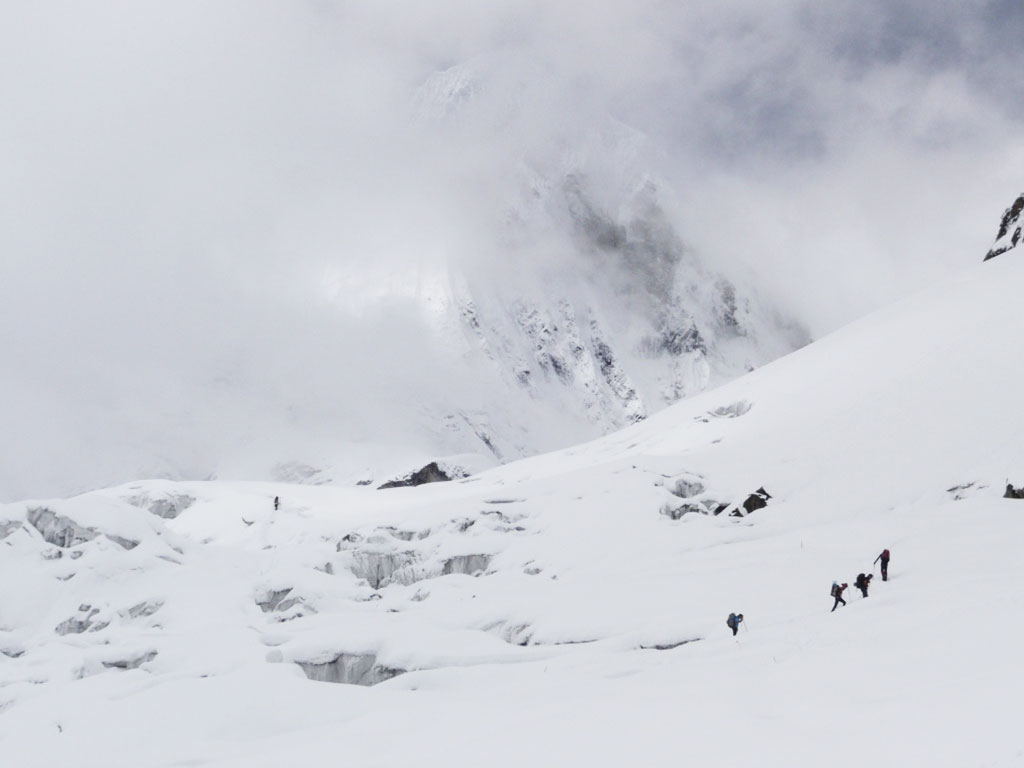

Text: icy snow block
xmin=26 ymin=508 xmax=98 ymax=548
xmin=0 ymin=520 xmax=24 ymax=539
xmin=145 ymin=494 xmax=195 ymax=520
xmin=707 ymin=401 xmax=752 ymax=419
xmin=126 ymin=491 xmax=194 ymax=519
xmin=102 ymin=651 xmax=157 ymax=670
xmin=667 ymin=476 xmax=705 ymax=499
xmin=26 ymin=507 xmax=139 ymax=550
xmin=382 ymin=527 xmax=419 ymax=542
xmin=349 ymin=551 xmax=421 ymax=589
xmin=660 ymin=502 xmax=705 ymax=520
xmin=441 ymin=554 xmax=491 ymax=576
xmin=123 ymin=601 xmax=163 ymax=620
xmin=494 ymin=622 xmax=532 ymax=646
xmin=55 ymin=608 xmax=100 ymax=635
xmin=708 ymin=500 xmax=730 ymax=516
xmin=297 ymin=653 xmax=405 ymax=686
xmin=256 ymin=589 xmax=294 ymax=613
xmin=106 ymin=534 xmax=139 ymax=550
xmin=256 ymin=589 xmax=308 ymax=616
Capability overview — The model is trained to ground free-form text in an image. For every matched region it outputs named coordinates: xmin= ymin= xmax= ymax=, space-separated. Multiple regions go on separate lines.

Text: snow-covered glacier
xmin=2 ymin=249 xmax=1023 ymax=767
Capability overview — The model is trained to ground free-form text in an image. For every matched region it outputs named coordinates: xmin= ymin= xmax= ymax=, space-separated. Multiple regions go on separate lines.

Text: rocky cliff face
xmin=984 ymin=193 xmax=1024 ymax=261
xmin=419 ymin=169 xmax=809 ymax=468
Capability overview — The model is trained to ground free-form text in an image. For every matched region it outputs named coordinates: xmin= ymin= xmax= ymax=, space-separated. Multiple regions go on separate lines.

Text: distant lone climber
xmin=726 ymin=613 xmax=744 ymax=636
xmin=874 ymin=549 xmax=890 ymax=581
xmin=855 ymin=572 xmax=873 ymax=598
xmin=830 ymin=581 xmax=848 ymax=612
xmin=273 ymin=496 xmax=280 ymax=511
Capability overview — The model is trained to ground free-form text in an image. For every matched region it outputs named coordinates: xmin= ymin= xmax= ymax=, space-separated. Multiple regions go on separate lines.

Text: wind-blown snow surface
xmin=2 ymin=255 xmax=1023 ymax=766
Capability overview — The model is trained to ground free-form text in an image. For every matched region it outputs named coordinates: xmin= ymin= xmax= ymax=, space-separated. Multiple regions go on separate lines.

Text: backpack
xmin=726 ymin=613 xmax=737 ymax=628
xmin=830 ymin=583 xmax=839 ymax=597
xmin=882 ymin=549 xmax=890 ymax=560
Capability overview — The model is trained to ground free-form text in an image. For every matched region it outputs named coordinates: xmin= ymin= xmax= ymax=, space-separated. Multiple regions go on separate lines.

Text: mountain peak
xmin=983 ymin=192 xmax=1024 ymax=261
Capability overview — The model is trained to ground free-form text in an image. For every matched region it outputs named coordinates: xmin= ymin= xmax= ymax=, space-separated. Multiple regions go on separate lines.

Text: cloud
xmin=1 ymin=0 xmax=1022 ymax=498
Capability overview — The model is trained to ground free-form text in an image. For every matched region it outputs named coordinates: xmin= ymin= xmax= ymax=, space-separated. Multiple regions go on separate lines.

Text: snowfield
xmin=2 ymin=254 xmax=1023 ymax=767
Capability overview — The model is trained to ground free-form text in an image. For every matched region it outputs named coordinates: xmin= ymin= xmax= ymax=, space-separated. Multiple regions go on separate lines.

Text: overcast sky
xmin=2 ymin=0 xmax=1022 ymax=499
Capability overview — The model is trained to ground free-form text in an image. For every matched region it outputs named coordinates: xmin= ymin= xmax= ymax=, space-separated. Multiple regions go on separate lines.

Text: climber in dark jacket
xmin=830 ymin=582 xmax=848 ymax=612
xmin=874 ymin=549 xmax=890 ymax=581
xmin=855 ymin=572 xmax=873 ymax=598
xmin=726 ymin=613 xmax=744 ymax=636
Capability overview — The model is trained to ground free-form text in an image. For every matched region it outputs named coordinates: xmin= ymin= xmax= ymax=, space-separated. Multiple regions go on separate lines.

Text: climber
xmin=726 ymin=612 xmax=744 ymax=636
xmin=830 ymin=581 xmax=848 ymax=612
xmin=874 ymin=549 xmax=890 ymax=581
xmin=854 ymin=572 xmax=873 ymax=598
xmin=274 ymin=496 xmax=280 ymax=511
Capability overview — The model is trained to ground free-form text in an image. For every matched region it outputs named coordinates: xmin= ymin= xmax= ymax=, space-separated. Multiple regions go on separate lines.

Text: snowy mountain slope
xmin=2 ymin=255 xmax=1023 ymax=766
xmin=403 ymin=62 xmax=810 ymax=460
xmin=208 ymin=64 xmax=810 ymax=493
xmin=448 ymin=172 xmax=807 ymax=426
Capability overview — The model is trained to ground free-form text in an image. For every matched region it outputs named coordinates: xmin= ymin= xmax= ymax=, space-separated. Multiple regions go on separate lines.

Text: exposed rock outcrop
xmin=726 ymin=487 xmax=772 ymax=517
xmin=984 ymin=193 xmax=1024 ymax=261
xmin=378 ymin=462 xmax=464 ymax=489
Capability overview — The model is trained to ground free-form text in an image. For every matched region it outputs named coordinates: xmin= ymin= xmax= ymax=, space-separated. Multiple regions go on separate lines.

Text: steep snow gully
xmin=2 ymin=255 xmax=1024 ymax=767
